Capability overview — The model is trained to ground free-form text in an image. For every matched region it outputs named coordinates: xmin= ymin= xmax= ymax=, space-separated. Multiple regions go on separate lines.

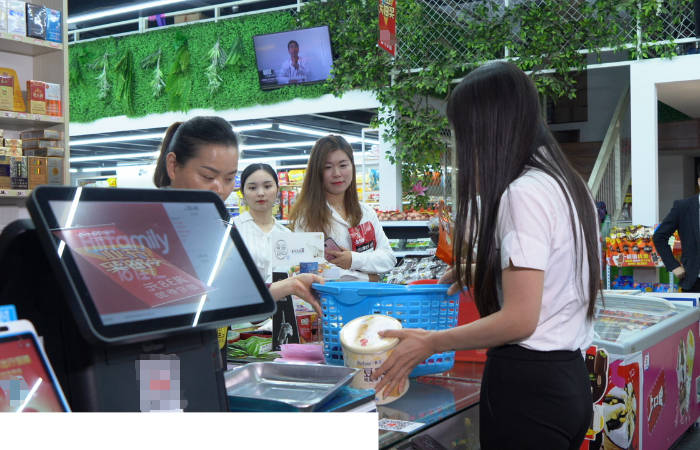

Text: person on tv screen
xmin=153 ymin=116 xmax=322 ymax=313
xmin=277 ymin=40 xmax=310 ymax=85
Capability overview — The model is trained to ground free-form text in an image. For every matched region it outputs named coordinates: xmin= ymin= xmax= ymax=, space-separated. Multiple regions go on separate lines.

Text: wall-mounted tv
xmin=253 ymin=25 xmax=334 ymax=90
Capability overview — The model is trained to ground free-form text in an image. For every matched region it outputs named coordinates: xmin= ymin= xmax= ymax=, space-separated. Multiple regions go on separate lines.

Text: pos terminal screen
xmin=0 ymin=333 xmax=68 ymax=412
xmin=37 ymin=190 xmax=274 ymax=342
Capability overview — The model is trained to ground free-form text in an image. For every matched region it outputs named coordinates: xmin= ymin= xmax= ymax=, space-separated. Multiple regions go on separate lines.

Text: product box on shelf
xmin=7 ymin=1 xmax=26 ymax=36
xmin=22 ymin=138 xmax=62 ymax=149
xmin=27 ymin=155 xmax=61 ymax=187
xmin=23 ymin=147 xmax=62 ymax=157
xmin=0 ymin=156 xmax=10 ymax=188
xmin=0 ymin=75 xmax=13 ymax=111
xmin=0 ymin=67 xmax=24 ymax=112
xmin=45 ymin=7 xmax=60 ymax=43
xmin=3 ymin=138 xmax=20 ymax=147
xmin=25 ymin=3 xmax=46 ymax=40
xmin=26 ymin=80 xmax=46 ymax=115
xmin=0 ymin=0 xmax=8 ymax=34
xmin=19 ymin=129 xmax=61 ymax=140
xmin=45 ymin=82 xmax=61 ymax=116
xmin=0 ymin=146 xmax=22 ymax=157
xmin=9 ymin=155 xmax=27 ymax=189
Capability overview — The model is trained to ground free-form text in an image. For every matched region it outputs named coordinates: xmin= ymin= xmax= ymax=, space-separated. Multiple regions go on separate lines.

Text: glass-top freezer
xmin=593 ymin=293 xmax=699 ymax=354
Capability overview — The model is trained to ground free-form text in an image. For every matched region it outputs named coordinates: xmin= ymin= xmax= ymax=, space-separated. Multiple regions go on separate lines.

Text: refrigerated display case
xmin=582 ymin=294 xmax=700 ymax=450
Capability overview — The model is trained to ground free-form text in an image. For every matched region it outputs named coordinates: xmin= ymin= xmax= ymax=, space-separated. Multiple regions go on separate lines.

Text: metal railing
xmin=587 ymin=86 xmax=631 ymax=222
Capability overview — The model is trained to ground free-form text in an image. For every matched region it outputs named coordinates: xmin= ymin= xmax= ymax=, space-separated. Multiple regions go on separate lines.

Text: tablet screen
xmin=0 ymin=333 xmax=68 ymax=412
xmin=49 ymin=200 xmax=266 ymax=326
xmin=29 ymin=187 xmax=275 ymax=342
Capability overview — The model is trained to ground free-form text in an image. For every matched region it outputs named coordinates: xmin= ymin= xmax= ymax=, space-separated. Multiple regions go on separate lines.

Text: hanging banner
xmin=378 ymin=0 xmax=397 ymax=56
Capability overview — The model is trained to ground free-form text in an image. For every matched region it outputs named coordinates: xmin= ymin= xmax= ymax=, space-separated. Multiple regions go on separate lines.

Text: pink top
xmin=496 ymin=168 xmax=597 ymax=351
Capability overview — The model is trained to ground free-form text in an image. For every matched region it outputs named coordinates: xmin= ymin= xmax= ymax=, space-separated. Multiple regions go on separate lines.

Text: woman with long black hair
xmin=373 ymin=62 xmax=600 ymax=449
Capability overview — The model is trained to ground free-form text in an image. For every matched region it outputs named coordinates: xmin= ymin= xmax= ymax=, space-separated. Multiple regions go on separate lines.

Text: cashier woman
xmin=152 ymin=116 xmax=322 ymax=312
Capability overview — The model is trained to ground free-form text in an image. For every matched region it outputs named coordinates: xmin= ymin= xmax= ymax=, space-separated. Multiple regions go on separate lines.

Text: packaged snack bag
xmin=435 ymin=200 xmax=454 ymax=264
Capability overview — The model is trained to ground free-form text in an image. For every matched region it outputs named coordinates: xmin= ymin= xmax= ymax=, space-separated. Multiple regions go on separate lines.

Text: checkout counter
xmin=0 ymin=186 xmax=276 ymax=411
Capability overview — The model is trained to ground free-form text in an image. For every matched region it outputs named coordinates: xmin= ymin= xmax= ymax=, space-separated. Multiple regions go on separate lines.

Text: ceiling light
xmin=67 ymin=0 xmax=188 ymax=25
xmin=80 ymin=166 xmax=122 ymax=173
xmin=71 ymin=151 xmax=159 ymax=163
xmin=240 ymin=141 xmax=317 ymax=151
xmin=239 ymin=152 xmax=374 ymax=165
xmin=234 ymin=124 xmax=273 ymax=133
xmin=70 ymin=133 xmax=164 ymax=146
xmin=277 ymin=124 xmax=380 ymax=145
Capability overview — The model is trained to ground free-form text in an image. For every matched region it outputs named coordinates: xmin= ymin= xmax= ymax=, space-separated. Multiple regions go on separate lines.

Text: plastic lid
xmin=340 ymin=314 xmax=402 ymax=354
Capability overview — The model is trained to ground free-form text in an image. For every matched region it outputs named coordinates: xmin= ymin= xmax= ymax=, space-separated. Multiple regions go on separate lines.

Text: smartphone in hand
xmin=324 ymin=237 xmax=342 ymax=260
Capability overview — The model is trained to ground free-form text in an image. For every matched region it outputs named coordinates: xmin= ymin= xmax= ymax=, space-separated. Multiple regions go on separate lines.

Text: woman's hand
xmin=438 ymin=264 xmax=476 ymax=295
xmin=326 ymin=249 xmax=353 ymax=270
xmin=268 ymin=274 xmax=324 ymax=315
xmin=371 ymin=328 xmax=436 ymax=400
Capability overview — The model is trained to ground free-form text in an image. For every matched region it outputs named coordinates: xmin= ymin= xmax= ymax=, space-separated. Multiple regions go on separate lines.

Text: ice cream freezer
xmin=582 ymin=293 xmax=700 ymax=450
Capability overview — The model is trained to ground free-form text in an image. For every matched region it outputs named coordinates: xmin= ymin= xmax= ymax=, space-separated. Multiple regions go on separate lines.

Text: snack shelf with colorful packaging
xmin=581 ymin=293 xmax=700 ymax=450
xmin=604 ymin=225 xmax=680 ymax=292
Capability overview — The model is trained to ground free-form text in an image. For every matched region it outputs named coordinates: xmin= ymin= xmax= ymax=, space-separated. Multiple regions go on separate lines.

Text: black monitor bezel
xmin=26 ymin=186 xmax=276 ymax=345
xmin=252 ymin=24 xmax=334 ymax=91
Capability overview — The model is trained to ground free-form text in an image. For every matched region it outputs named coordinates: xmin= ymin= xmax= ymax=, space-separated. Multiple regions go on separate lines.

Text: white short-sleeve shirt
xmin=233 ymin=211 xmax=290 ymax=283
xmin=496 ymin=168 xmax=596 ymax=352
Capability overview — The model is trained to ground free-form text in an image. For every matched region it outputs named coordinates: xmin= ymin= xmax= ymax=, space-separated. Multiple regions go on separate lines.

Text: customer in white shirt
xmin=277 ymin=40 xmax=310 ymax=84
xmin=233 ymin=163 xmax=290 ymax=283
xmin=373 ymin=62 xmax=601 ymax=449
xmin=289 ymin=135 xmax=396 ymax=281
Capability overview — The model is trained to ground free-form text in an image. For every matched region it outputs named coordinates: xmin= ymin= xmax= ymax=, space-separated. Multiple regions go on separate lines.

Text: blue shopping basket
xmin=312 ymin=282 xmax=459 ymax=377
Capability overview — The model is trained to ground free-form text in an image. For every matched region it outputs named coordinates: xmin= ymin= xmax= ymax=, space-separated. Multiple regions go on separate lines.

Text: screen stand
xmin=0 ymin=220 xmax=229 ymax=412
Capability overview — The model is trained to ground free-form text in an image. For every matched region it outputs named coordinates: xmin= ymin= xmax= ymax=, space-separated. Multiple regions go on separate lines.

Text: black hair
xmin=288 ymin=40 xmax=299 ymax=49
xmin=448 ymin=61 xmax=601 ymax=320
xmin=153 ymin=116 xmax=238 ymax=187
xmin=240 ymin=163 xmax=279 ymax=190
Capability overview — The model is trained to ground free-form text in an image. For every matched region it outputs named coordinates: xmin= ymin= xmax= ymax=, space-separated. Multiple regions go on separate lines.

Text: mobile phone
xmin=0 ymin=319 xmax=70 ymax=412
xmin=324 ymin=237 xmax=342 ymax=260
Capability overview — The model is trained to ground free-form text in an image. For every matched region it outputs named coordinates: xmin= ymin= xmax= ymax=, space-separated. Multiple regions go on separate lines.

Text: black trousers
xmin=480 ymin=345 xmax=592 ymax=450
xmin=686 ymin=277 xmax=700 ymax=293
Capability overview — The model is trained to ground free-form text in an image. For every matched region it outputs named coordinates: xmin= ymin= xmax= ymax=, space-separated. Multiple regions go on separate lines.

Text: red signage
xmin=647 ymin=371 xmax=665 ymax=433
xmin=378 ymin=0 xmax=396 ymax=56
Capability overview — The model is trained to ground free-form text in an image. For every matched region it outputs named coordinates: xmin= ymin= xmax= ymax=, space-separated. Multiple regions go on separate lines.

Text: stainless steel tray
xmin=224 ymin=362 xmax=358 ymax=412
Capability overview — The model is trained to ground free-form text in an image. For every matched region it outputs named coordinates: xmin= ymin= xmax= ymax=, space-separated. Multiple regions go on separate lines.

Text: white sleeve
xmin=350 ymin=205 xmax=397 ymax=274
xmin=277 ymin=61 xmax=290 ymax=84
xmin=497 ymin=183 xmax=554 ymax=271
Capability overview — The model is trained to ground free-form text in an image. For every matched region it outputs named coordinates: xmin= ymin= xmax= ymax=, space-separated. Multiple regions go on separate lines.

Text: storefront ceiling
xmin=657 ymin=80 xmax=700 ymax=119
xmin=69 ymin=110 xmax=377 ymax=171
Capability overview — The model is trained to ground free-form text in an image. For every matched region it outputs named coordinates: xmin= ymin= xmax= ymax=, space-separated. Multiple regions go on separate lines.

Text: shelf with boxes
xmin=0 ymin=0 xmax=69 ymax=210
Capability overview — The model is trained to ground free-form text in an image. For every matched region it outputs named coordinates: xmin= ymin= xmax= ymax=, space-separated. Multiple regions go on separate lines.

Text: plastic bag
xmin=435 ymin=200 xmax=454 ymax=264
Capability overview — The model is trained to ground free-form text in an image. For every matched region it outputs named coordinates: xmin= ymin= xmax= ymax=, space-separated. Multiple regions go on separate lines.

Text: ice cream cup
xmin=339 ymin=314 xmax=409 ymax=405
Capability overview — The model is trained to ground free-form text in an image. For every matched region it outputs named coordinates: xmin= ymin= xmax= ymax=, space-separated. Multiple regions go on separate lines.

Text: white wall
xmin=630 ymin=54 xmax=700 ymax=225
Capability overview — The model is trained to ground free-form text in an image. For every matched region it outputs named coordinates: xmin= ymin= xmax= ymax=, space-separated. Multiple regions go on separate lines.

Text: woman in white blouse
xmin=373 ymin=62 xmax=601 ymax=449
xmin=233 ymin=163 xmax=290 ymax=283
xmin=289 ymin=135 xmax=396 ymax=281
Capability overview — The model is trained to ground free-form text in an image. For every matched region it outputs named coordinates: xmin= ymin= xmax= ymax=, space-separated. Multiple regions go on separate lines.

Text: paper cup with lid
xmin=339 ymin=314 xmax=410 ymax=405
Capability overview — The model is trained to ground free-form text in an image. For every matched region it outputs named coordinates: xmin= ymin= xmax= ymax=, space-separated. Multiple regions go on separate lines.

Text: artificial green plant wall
xmin=69 ymin=12 xmax=328 ymax=122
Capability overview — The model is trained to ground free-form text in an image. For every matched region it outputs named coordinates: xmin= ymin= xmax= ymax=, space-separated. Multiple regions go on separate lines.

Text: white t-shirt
xmin=296 ymin=202 xmax=397 ymax=281
xmin=495 ymin=168 xmax=596 ymax=352
xmin=233 ymin=211 xmax=290 ymax=283
xmin=277 ymin=57 xmax=311 ymax=84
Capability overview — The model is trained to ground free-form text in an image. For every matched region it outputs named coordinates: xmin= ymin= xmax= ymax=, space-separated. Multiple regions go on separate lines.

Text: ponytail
xmin=153 ymin=122 xmax=182 ymax=187
xmin=152 ymin=116 xmax=238 ymax=187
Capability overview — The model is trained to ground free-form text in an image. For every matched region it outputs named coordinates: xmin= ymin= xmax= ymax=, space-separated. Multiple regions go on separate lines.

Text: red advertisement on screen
xmin=54 ymin=202 xmax=209 ymax=315
xmin=378 ymin=0 xmax=397 ymax=56
xmin=0 ymin=336 xmax=64 ymax=412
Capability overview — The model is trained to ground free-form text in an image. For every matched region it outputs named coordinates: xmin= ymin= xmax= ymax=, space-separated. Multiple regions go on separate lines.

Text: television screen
xmin=253 ymin=25 xmax=334 ymax=90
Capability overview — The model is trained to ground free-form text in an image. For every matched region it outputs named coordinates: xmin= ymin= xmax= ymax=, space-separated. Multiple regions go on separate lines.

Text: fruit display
xmin=375 ymin=208 xmax=437 ymax=221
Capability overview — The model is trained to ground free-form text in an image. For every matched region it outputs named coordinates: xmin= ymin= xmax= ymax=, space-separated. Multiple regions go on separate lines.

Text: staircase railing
xmin=587 ymin=86 xmax=631 ymax=222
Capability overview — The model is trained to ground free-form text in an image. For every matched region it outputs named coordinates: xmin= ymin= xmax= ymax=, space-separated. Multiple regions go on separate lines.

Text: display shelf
xmin=381 ymin=221 xmax=430 ymax=227
xmin=393 ymin=249 xmax=435 ymax=258
xmin=0 ymin=110 xmax=65 ymax=128
xmin=0 ymin=32 xmax=63 ymax=56
xmin=0 ymin=189 xmax=31 ymax=200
